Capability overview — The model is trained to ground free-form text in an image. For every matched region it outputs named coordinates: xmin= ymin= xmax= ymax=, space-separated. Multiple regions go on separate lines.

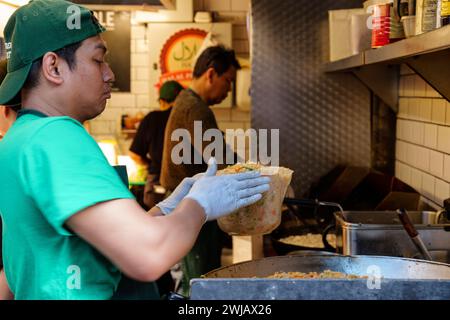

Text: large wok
xmin=190 ymin=254 xmax=450 ymax=300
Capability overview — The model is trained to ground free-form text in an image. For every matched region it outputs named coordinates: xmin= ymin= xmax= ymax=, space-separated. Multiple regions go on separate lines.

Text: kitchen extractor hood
xmin=72 ymin=0 xmax=176 ymax=11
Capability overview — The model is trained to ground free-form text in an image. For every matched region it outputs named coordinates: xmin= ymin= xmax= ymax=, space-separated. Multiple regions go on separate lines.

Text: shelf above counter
xmin=324 ymin=25 xmax=450 ymax=111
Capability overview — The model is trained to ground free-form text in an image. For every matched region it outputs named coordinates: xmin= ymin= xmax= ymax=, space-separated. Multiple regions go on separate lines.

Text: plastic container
xmin=401 ymin=15 xmax=417 ymax=37
xmin=416 ymin=0 xmax=441 ymax=35
xmin=217 ymin=164 xmax=293 ymax=236
xmin=328 ymin=8 xmax=366 ymax=61
xmin=350 ymin=13 xmax=372 ymax=54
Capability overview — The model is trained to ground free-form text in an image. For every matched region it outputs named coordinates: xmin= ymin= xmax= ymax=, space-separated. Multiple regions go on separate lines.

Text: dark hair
xmin=193 ymin=45 xmax=241 ymax=78
xmin=23 ymin=41 xmax=83 ymax=90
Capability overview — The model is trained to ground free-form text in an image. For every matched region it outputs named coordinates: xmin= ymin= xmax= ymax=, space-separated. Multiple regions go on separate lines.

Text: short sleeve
xmin=20 ymin=118 xmax=135 ymax=236
xmin=129 ymin=114 xmax=152 ymax=161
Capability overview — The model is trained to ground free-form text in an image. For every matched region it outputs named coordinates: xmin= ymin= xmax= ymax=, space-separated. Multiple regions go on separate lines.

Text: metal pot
xmin=190 ymin=255 xmax=450 ymax=300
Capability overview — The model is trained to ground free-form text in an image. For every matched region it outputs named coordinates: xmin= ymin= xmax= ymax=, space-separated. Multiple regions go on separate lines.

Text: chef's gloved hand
xmin=185 ymin=158 xmax=271 ymax=222
xmin=155 ymin=157 xmax=218 ymax=215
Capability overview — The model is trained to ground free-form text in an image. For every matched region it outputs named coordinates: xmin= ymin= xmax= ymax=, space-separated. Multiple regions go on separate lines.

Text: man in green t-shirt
xmin=0 ymin=0 xmax=269 ymax=300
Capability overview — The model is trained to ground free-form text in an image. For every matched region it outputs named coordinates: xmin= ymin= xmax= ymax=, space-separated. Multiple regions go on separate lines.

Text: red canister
xmin=371 ymin=3 xmax=391 ymax=48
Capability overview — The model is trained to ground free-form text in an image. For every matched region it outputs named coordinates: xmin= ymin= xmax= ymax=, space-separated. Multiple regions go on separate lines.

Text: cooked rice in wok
xmin=266 ymin=270 xmax=367 ymax=279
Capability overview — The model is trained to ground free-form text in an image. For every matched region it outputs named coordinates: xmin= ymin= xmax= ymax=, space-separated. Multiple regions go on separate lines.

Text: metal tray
xmin=334 ymin=211 xmax=450 ymax=261
xmin=190 ymin=255 xmax=450 ymax=300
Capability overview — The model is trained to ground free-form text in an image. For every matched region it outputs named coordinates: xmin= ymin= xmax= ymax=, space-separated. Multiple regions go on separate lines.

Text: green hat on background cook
xmin=159 ymin=80 xmax=184 ymax=103
xmin=0 ymin=0 xmax=105 ymax=105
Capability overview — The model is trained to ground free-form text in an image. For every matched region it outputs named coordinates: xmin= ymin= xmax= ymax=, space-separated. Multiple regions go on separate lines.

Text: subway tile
xmin=403 ymin=75 xmax=415 ymax=97
xmin=109 ymin=93 xmax=136 ymax=108
xmin=131 ymin=25 xmax=146 ymax=40
xmin=231 ymin=0 xmax=250 ymax=11
xmin=131 ymin=53 xmax=150 ymax=67
xmin=396 ymin=119 xmax=405 ymax=140
xmin=402 ymin=120 xmax=414 ymax=143
xmin=426 ymin=83 xmax=442 ymax=98
xmin=416 ymin=146 xmax=429 ymax=172
xmin=431 ymin=99 xmax=447 ymax=124
xmin=131 ymin=81 xmax=149 ymax=94
xmin=444 ymin=155 xmax=450 ymax=182
xmin=406 ymin=143 xmax=417 ymax=167
xmin=446 ymin=100 xmax=450 ymax=125
xmin=398 ymin=98 xmax=409 ymax=118
xmin=396 ymin=161 xmax=411 ymax=185
xmin=418 ymin=98 xmax=432 ymax=122
xmin=414 ymin=75 xmax=427 ymax=97
xmin=398 ymin=76 xmax=406 ymax=97
xmin=411 ymin=121 xmax=424 ymax=145
xmin=437 ymin=126 xmax=450 ymax=153
xmin=136 ymin=67 xmax=149 ymax=81
xmin=231 ymin=109 xmax=251 ymax=121
xmin=89 ymin=120 xmax=112 ymax=136
xmin=421 ymin=173 xmax=436 ymax=202
xmin=97 ymin=107 xmax=122 ymax=121
xmin=204 ymin=0 xmax=231 ymax=11
xmin=408 ymin=98 xmax=420 ymax=120
xmin=410 ymin=167 xmax=423 ymax=193
xmin=399 ymin=76 xmax=406 ymax=97
xmin=424 ymin=123 xmax=438 ymax=149
xmin=435 ymin=179 xmax=450 ymax=205
xmin=136 ymin=95 xmax=150 ymax=108
xmin=429 ymin=150 xmax=444 ymax=177
xmin=396 ymin=140 xmax=407 ymax=162
xmin=135 ymin=39 xmax=148 ymax=53
xmin=213 ymin=109 xmax=231 ymax=121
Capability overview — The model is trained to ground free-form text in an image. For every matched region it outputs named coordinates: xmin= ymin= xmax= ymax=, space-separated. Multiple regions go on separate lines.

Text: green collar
xmin=17 ymin=109 xmax=49 ymax=119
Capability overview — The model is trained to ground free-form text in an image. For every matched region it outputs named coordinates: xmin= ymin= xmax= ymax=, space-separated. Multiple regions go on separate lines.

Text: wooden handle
xmin=397 ymin=208 xmax=418 ymax=238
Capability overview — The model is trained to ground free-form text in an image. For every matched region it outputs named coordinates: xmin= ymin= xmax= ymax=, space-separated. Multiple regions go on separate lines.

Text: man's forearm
xmin=148 ymin=206 xmax=163 ymax=216
xmin=0 ymin=269 xmax=13 ymax=300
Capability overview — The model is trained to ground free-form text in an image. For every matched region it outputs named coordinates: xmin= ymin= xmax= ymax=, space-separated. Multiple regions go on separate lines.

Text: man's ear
xmin=205 ymin=67 xmax=216 ymax=84
xmin=3 ymin=106 xmax=10 ymax=117
xmin=41 ymin=52 xmax=65 ymax=85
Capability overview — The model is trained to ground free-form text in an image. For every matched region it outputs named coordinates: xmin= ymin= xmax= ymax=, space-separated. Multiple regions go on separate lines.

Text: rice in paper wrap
xmin=217 ymin=163 xmax=293 ymax=236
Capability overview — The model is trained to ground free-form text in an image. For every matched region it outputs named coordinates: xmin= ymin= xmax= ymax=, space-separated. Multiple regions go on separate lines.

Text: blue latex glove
xmin=155 ymin=158 xmax=217 ymax=215
xmin=185 ymin=159 xmax=271 ymax=221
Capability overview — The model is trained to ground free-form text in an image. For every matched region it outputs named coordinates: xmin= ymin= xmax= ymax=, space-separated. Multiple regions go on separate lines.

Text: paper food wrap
xmin=217 ymin=163 xmax=293 ymax=236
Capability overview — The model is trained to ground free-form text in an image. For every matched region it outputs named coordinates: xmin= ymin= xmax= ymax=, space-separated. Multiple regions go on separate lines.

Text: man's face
xmin=207 ymin=66 xmax=237 ymax=106
xmin=67 ymin=35 xmax=114 ymax=121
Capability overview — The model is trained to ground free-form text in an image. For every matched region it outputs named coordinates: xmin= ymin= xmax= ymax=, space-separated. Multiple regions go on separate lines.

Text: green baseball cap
xmin=159 ymin=80 xmax=183 ymax=103
xmin=0 ymin=0 xmax=105 ymax=105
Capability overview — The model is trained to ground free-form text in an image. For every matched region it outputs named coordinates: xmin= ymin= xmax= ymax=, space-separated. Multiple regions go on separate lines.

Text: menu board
xmin=92 ymin=10 xmax=131 ymax=92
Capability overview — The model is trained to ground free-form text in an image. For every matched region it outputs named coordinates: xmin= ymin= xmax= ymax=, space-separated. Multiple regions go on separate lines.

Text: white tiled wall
xmin=89 ymin=0 xmax=251 ymax=154
xmin=395 ymin=64 xmax=450 ymax=207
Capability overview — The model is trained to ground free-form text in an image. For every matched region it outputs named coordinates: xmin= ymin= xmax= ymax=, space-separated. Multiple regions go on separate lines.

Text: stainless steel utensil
xmin=397 ymin=208 xmax=433 ymax=260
